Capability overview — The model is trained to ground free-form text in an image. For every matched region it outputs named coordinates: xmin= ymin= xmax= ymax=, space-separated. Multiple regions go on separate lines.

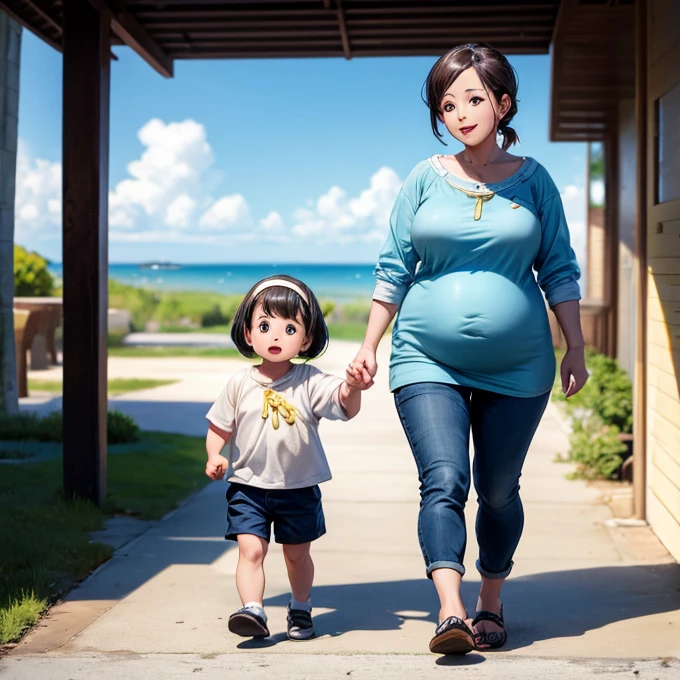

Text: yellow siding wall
xmin=645 ymin=0 xmax=680 ymax=564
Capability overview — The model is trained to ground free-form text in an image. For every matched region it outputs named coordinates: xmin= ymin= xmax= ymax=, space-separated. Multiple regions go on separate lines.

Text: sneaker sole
xmin=287 ymin=629 xmax=315 ymax=641
xmin=429 ymin=628 xmax=475 ymax=655
xmin=228 ymin=613 xmax=269 ymax=638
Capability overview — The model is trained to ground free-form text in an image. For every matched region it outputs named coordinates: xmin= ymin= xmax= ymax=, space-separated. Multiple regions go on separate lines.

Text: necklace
xmin=444 ymin=179 xmax=495 ymax=221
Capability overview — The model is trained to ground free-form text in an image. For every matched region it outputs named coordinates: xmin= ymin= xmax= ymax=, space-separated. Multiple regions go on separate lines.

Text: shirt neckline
xmin=250 ymin=363 xmax=300 ymax=388
xmin=429 ymin=154 xmax=536 ymax=193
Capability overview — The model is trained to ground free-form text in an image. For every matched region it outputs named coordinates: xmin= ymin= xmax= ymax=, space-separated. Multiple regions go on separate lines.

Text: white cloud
xmin=14 ymin=142 xmax=62 ymax=240
xmin=165 ymin=194 xmax=197 ymax=229
xmin=291 ymin=166 xmax=402 ymax=243
xmin=198 ymin=193 xmax=251 ymax=231
xmin=259 ymin=211 xmax=285 ymax=232
xmin=108 ymin=118 xmax=214 ymax=231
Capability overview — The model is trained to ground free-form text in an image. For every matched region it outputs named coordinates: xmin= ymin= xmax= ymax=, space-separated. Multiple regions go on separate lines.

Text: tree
xmin=14 ymin=244 xmax=55 ymax=297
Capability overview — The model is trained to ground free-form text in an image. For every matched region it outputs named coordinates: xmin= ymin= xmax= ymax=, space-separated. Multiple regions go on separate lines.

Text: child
xmin=205 ymin=274 xmax=369 ymax=641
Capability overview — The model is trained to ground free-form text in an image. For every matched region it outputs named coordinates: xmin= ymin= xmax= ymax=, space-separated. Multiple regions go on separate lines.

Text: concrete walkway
xmin=5 ymin=340 xmax=680 ymax=679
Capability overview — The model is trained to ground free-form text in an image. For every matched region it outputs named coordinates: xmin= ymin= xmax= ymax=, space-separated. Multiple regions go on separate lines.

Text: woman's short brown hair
xmin=423 ymin=43 xmax=520 ymax=149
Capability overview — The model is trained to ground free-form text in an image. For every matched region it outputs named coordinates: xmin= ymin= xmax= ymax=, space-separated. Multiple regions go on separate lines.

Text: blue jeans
xmin=394 ymin=382 xmax=550 ymax=580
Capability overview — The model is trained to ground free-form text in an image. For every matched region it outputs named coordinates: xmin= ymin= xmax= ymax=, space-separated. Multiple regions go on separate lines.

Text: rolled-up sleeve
xmin=535 ymin=191 xmax=582 ymax=308
xmin=372 ymin=168 xmax=421 ymax=306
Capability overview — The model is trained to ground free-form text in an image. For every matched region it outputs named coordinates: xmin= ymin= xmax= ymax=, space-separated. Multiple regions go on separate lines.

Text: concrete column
xmin=0 ymin=14 xmax=21 ymax=415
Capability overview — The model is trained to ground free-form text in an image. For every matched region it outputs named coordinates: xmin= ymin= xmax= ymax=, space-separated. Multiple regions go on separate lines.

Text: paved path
xmin=6 ymin=340 xmax=680 ymax=678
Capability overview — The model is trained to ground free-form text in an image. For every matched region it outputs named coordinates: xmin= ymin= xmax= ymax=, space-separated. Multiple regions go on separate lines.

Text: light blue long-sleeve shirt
xmin=373 ymin=154 xmax=581 ymax=398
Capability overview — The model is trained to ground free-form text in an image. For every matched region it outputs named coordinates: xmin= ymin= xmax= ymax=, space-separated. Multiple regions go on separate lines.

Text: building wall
xmin=645 ymin=0 xmax=680 ymax=562
xmin=617 ymin=99 xmax=637 ymax=378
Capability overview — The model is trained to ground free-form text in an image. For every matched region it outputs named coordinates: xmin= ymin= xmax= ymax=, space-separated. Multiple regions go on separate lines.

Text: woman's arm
xmin=351 ymin=300 xmax=399 ymax=385
xmin=552 ymin=300 xmax=589 ymax=397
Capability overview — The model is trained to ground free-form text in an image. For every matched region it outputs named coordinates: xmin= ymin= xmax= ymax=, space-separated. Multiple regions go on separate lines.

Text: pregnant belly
xmin=396 ymin=272 xmax=549 ymax=373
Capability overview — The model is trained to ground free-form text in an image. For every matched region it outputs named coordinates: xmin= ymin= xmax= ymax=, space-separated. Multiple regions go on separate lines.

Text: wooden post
xmin=62 ymin=0 xmax=110 ymax=505
xmin=632 ymin=0 xmax=648 ymax=521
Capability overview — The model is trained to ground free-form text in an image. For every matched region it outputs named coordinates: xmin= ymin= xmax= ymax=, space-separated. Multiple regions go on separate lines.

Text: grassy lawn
xmin=0 ymin=432 xmax=208 ymax=645
xmin=28 ymin=378 xmax=178 ymax=397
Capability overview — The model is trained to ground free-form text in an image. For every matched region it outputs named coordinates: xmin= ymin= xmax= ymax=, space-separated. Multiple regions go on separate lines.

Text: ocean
xmin=48 ymin=263 xmax=377 ymax=303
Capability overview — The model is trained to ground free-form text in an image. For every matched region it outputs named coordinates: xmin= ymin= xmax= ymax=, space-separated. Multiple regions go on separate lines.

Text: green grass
xmin=327 ymin=322 xmax=370 ymax=342
xmin=28 ymin=378 xmax=178 ymax=397
xmin=0 ymin=431 xmax=208 ymax=644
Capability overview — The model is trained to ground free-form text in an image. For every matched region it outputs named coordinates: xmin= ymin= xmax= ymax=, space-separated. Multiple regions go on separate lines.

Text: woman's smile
xmin=460 ymin=125 xmax=477 ymax=135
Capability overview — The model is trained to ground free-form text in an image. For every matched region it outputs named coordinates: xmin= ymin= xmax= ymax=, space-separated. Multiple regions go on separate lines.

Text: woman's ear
xmin=498 ymin=93 xmax=512 ymax=121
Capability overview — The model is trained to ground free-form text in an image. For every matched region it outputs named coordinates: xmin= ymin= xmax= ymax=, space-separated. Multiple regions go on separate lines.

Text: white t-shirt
xmin=206 ymin=363 xmax=348 ymax=489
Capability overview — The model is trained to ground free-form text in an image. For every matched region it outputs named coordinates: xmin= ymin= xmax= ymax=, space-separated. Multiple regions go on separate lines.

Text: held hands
xmin=345 ymin=363 xmax=372 ymax=391
xmin=561 ymin=346 xmax=589 ymax=398
xmin=347 ymin=345 xmax=378 ymax=389
xmin=205 ymin=454 xmax=229 ymax=481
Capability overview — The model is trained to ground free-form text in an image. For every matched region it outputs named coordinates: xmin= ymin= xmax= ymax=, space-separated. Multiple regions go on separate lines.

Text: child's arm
xmin=205 ymin=422 xmax=232 ymax=480
xmin=337 ymin=365 xmax=368 ymax=419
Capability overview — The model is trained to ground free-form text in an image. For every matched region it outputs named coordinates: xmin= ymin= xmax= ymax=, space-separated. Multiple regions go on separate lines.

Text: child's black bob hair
xmin=231 ymin=275 xmax=329 ymax=360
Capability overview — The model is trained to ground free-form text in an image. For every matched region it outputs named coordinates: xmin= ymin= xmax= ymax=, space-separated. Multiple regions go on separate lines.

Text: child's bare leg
xmin=236 ymin=534 xmax=269 ymax=604
xmin=282 ymin=542 xmax=315 ymax=640
xmin=282 ymin=542 xmax=314 ymax=602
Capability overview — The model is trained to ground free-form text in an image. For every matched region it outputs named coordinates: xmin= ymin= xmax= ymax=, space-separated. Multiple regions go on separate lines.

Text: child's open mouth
xmin=269 ymin=346 xmax=282 ymax=354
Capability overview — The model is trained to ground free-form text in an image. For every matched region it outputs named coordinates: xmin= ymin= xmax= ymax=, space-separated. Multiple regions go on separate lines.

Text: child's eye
xmin=285 ymin=325 xmax=297 ymax=336
xmin=258 ymin=321 xmax=270 ymax=333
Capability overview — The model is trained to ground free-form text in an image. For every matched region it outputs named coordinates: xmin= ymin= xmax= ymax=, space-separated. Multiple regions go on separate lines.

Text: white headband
xmin=252 ymin=279 xmax=309 ymax=305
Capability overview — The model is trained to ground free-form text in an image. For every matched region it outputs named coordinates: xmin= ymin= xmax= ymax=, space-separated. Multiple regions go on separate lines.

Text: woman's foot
xmin=429 ymin=615 xmax=475 ymax=655
xmin=472 ymin=599 xmax=507 ymax=649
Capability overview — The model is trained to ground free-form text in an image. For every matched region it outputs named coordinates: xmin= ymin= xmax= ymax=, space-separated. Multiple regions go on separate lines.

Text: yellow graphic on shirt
xmin=262 ymin=389 xmax=298 ymax=430
xmin=444 ymin=178 xmax=495 ymax=221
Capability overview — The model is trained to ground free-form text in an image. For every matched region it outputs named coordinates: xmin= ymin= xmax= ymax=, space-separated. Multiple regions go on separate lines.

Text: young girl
xmin=205 ymin=275 xmax=367 ymax=641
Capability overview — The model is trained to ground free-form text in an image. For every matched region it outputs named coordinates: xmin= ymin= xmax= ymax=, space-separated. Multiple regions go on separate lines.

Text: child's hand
xmin=345 ymin=364 xmax=373 ymax=390
xmin=206 ymin=454 xmax=229 ymax=480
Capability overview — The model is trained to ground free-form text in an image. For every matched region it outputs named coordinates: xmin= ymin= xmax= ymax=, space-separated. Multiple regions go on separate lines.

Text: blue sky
xmin=15 ymin=30 xmax=587 ymax=264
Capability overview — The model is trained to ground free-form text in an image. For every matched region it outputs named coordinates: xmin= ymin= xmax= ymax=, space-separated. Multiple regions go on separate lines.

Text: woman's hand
xmin=560 ymin=346 xmax=589 ymax=398
xmin=349 ymin=345 xmax=378 ymax=388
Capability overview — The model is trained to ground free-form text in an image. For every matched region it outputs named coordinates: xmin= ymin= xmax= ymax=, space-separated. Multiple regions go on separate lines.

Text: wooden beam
xmin=0 ymin=0 xmax=61 ymax=51
xmin=62 ymin=0 xmax=110 ymax=506
xmin=87 ymin=0 xmax=174 ymax=77
xmin=335 ymin=0 xmax=351 ymax=60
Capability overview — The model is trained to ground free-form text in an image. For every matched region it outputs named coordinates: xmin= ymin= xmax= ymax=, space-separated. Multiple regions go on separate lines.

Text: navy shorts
xmin=225 ymin=482 xmax=326 ymax=545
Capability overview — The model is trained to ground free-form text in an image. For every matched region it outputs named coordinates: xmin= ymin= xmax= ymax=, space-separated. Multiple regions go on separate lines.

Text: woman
xmin=350 ymin=43 xmax=588 ymax=655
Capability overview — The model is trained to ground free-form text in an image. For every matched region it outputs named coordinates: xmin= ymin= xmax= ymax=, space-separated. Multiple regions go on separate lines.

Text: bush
xmin=14 ymin=245 xmax=54 ymax=297
xmin=201 ymin=304 xmax=231 ymax=328
xmin=552 ymin=349 xmax=633 ymax=479
xmin=0 ymin=410 xmax=140 ymax=445
xmin=108 ymin=331 xmax=127 ymax=348
xmin=567 ymin=415 xmax=628 ymax=480
xmin=320 ymin=301 xmax=335 ymax=318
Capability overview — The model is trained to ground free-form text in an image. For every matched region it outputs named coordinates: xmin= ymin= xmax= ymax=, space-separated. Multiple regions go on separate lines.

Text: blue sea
xmin=48 ymin=263 xmax=377 ymax=303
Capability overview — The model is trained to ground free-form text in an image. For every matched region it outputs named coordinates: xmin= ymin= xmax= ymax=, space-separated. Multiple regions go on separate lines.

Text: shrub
xmin=108 ymin=331 xmax=127 ymax=348
xmin=14 ymin=245 xmax=54 ymax=297
xmin=0 ymin=410 xmax=140 ymax=445
xmin=567 ymin=415 xmax=627 ymax=480
xmin=201 ymin=304 xmax=230 ymax=328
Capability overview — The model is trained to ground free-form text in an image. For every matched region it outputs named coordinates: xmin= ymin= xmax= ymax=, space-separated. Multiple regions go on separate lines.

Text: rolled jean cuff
xmin=426 ymin=561 xmax=466 ymax=579
xmin=476 ymin=559 xmax=513 ymax=580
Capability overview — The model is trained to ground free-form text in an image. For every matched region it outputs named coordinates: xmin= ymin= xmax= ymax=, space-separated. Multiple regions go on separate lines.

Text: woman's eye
xmin=258 ymin=321 xmax=269 ymax=332
xmin=443 ymin=103 xmax=454 ymax=112
xmin=285 ymin=325 xmax=297 ymax=336
xmin=470 ymin=97 xmax=483 ymax=105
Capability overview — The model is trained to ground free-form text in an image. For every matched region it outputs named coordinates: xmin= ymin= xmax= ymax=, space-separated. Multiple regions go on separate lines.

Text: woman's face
xmin=438 ymin=66 xmax=510 ymax=148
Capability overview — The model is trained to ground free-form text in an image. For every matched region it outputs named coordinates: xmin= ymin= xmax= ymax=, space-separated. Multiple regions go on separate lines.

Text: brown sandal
xmin=429 ymin=615 xmax=475 ymax=655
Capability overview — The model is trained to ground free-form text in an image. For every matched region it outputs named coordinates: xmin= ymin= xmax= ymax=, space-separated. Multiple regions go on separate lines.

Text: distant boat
xmin=139 ymin=261 xmax=182 ymax=270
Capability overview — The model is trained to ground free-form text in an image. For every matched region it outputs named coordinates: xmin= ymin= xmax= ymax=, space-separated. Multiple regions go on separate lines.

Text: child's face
xmin=438 ymin=66 xmax=510 ymax=148
xmin=245 ymin=303 xmax=311 ymax=363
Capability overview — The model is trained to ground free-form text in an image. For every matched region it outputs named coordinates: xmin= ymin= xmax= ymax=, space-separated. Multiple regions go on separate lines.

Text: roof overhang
xmin=550 ymin=0 xmax=635 ymax=142
xmin=1 ymin=0 xmax=561 ymax=77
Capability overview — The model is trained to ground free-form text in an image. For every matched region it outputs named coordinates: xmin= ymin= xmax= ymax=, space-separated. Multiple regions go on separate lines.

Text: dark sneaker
xmin=286 ymin=604 xmax=315 ymax=640
xmin=228 ymin=607 xmax=270 ymax=638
